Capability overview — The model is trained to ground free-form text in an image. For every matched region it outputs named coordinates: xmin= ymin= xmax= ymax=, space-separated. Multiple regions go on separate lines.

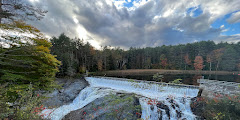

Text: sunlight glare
xmin=29 ymin=0 xmax=39 ymax=3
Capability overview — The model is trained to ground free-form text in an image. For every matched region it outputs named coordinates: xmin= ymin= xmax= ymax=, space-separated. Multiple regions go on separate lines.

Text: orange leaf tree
xmin=194 ymin=55 xmax=204 ymax=70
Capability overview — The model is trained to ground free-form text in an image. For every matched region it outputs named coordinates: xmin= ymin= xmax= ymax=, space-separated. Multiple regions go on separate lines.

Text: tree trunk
xmin=0 ymin=0 xmax=2 ymax=24
xmin=104 ymin=52 xmax=107 ymax=70
xmin=216 ymin=60 xmax=219 ymax=71
xmin=209 ymin=62 xmax=212 ymax=71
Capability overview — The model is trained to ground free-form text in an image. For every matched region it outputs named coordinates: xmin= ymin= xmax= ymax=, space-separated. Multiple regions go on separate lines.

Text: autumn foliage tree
xmin=184 ymin=54 xmax=191 ymax=70
xmin=160 ymin=54 xmax=167 ymax=69
xmin=0 ymin=21 xmax=60 ymax=100
xmin=97 ymin=59 xmax=103 ymax=71
xmin=194 ymin=55 xmax=204 ymax=70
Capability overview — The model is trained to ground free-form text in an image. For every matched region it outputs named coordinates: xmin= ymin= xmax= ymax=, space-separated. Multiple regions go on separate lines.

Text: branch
xmin=0 ymin=54 xmax=33 ymax=57
xmin=0 ymin=61 xmax=32 ymax=68
xmin=2 ymin=3 xmax=13 ymax=6
xmin=2 ymin=69 xmax=35 ymax=74
xmin=0 ymin=46 xmax=33 ymax=56
xmin=0 ymin=56 xmax=33 ymax=63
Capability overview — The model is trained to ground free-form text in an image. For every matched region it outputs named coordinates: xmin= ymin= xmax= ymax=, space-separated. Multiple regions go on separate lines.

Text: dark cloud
xmin=27 ymin=0 xmax=240 ymax=48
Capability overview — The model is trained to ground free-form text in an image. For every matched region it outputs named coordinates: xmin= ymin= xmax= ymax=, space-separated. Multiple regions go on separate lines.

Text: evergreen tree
xmin=50 ymin=33 xmax=76 ymax=76
xmin=220 ymin=46 xmax=238 ymax=71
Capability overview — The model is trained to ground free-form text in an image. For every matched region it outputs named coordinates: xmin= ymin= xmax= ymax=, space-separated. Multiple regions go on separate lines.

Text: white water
xmin=42 ymin=77 xmax=199 ymax=120
xmin=41 ymin=87 xmax=112 ymax=120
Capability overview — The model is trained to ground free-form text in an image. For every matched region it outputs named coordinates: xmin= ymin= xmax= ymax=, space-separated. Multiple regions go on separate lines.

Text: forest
xmin=51 ymin=33 xmax=240 ymax=77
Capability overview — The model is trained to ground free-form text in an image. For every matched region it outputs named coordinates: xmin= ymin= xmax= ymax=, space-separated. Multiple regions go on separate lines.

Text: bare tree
xmin=0 ymin=0 xmax=47 ymax=23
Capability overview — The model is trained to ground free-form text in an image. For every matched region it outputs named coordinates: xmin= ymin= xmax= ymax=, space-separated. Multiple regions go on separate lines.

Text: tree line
xmin=51 ymin=33 xmax=240 ymax=77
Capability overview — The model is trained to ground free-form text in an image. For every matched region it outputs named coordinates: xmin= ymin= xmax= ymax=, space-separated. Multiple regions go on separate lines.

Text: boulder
xmin=43 ymin=78 xmax=89 ymax=108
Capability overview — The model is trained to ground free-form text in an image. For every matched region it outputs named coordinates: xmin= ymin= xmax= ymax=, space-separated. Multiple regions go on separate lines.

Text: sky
xmin=28 ymin=0 xmax=240 ymax=49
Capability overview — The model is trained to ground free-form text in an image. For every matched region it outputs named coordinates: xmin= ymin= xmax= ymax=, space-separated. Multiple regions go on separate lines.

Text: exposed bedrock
xmin=63 ymin=93 xmax=141 ymax=120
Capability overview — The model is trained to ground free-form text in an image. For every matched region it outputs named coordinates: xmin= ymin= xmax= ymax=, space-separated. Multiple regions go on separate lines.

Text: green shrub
xmin=153 ymin=73 xmax=164 ymax=82
xmin=0 ymin=84 xmax=45 ymax=120
xmin=0 ymin=83 xmax=14 ymax=119
xmin=203 ymin=95 xmax=240 ymax=120
xmin=170 ymin=79 xmax=182 ymax=84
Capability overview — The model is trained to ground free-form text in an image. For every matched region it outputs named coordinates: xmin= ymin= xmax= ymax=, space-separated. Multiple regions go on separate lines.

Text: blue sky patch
xmin=123 ymin=0 xmax=134 ymax=8
xmin=211 ymin=11 xmax=240 ymax=36
xmin=187 ymin=5 xmax=203 ymax=17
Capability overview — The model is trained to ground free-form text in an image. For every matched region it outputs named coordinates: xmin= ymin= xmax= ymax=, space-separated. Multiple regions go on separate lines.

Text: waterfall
xmin=139 ymin=97 xmax=196 ymax=120
xmin=86 ymin=77 xmax=199 ymax=120
xmin=41 ymin=87 xmax=112 ymax=120
xmin=42 ymin=77 xmax=199 ymax=120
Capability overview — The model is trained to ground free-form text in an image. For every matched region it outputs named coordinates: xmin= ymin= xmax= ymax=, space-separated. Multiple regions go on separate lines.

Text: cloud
xmin=27 ymin=0 xmax=240 ymax=49
xmin=227 ymin=11 xmax=240 ymax=24
xmin=215 ymin=34 xmax=240 ymax=43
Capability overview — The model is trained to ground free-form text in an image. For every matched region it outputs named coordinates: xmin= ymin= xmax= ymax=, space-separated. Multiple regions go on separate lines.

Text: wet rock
xmin=176 ymin=110 xmax=182 ymax=118
xmin=197 ymin=88 xmax=203 ymax=97
xmin=150 ymin=105 xmax=154 ymax=111
xmin=168 ymin=99 xmax=178 ymax=109
xmin=43 ymin=78 xmax=89 ymax=108
xmin=190 ymin=97 xmax=206 ymax=120
xmin=156 ymin=102 xmax=170 ymax=119
xmin=158 ymin=110 xmax=163 ymax=120
xmin=180 ymin=97 xmax=186 ymax=104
